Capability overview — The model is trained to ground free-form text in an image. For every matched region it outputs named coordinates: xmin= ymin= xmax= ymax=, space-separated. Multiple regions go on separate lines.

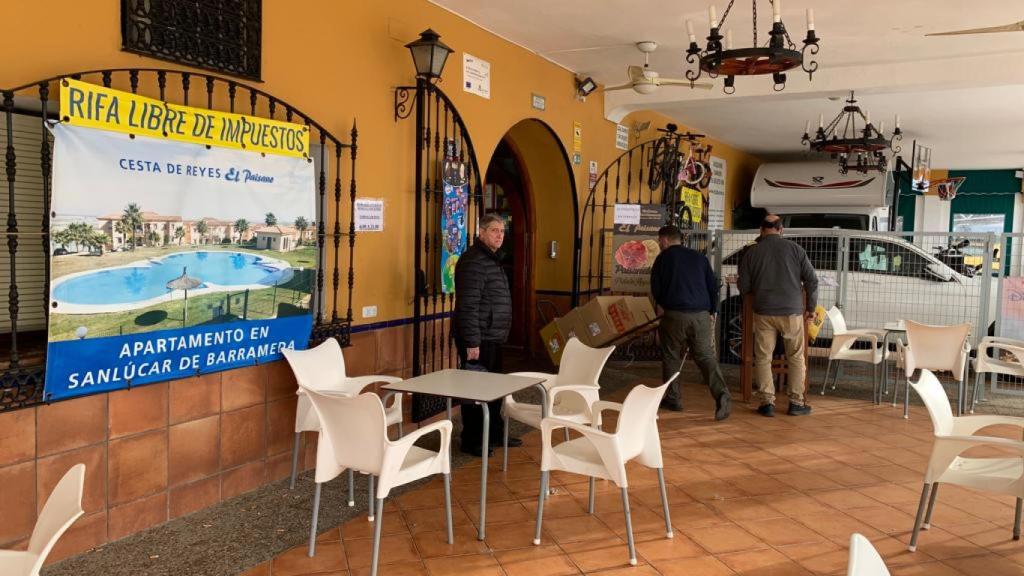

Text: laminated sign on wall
xmin=611 ymin=204 xmax=666 ymax=293
xmin=44 ymin=79 xmax=316 ymax=402
xmin=354 ymin=199 xmax=384 ymax=232
xmin=708 ymin=156 xmax=727 ymax=230
xmin=463 ymin=53 xmax=491 ymax=99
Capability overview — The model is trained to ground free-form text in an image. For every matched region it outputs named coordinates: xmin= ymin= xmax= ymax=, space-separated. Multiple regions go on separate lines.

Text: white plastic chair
xmin=282 ymin=338 xmax=403 ymax=507
xmin=894 ymin=320 xmax=970 ymax=418
xmin=970 ymin=336 xmax=1024 ymax=413
xmin=502 ymin=337 xmax=614 ymax=470
xmin=820 ymin=307 xmax=885 ymax=397
xmin=302 ymin=388 xmax=453 ymax=576
xmin=847 ymin=533 xmax=890 ymax=576
xmin=0 ymin=464 xmax=85 ymax=576
xmin=907 ymin=369 xmax=1024 ymax=551
xmin=532 ymin=373 xmax=678 ymax=566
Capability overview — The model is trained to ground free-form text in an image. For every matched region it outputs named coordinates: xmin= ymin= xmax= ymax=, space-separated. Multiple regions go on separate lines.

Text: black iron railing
xmin=1 ymin=68 xmax=356 ymax=413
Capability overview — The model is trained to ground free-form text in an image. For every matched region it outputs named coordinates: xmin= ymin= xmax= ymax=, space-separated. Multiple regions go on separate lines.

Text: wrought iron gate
xmin=1 ymin=68 xmax=356 ymax=412
xmin=396 ymin=80 xmax=483 ymax=420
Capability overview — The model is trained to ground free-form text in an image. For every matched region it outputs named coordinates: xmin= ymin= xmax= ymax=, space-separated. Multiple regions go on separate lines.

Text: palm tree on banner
xmin=121 ymin=203 xmax=143 ymax=250
xmin=264 ymin=212 xmax=277 ymax=226
xmin=195 ymin=220 xmax=209 ymax=244
xmin=234 ymin=218 xmax=249 ymax=243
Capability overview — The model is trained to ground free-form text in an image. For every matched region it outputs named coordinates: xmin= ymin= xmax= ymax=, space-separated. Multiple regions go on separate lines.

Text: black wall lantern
xmin=405 ymin=29 xmax=453 ymax=81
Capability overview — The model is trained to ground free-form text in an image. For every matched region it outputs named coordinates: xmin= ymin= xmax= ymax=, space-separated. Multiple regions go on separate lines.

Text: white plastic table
xmin=382 ymin=369 xmax=547 ymax=540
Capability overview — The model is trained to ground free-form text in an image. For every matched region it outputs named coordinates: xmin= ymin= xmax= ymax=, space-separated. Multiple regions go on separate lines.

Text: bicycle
xmin=646 ymin=124 xmax=706 ymax=229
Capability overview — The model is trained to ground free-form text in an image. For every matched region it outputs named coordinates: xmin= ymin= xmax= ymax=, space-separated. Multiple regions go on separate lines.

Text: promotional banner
xmin=611 ymin=205 xmax=666 ymax=293
xmin=708 ymin=156 xmax=727 ymax=230
xmin=441 ymin=157 xmax=468 ymax=294
xmin=45 ymin=81 xmax=315 ymax=402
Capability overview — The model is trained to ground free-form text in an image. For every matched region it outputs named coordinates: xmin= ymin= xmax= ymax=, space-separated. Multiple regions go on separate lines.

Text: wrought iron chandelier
xmin=685 ymin=0 xmax=820 ymax=94
xmin=801 ymin=91 xmax=903 ymax=174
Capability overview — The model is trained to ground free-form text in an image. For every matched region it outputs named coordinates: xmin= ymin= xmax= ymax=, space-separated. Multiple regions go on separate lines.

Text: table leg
xmin=446 ymin=398 xmax=453 ymax=461
xmin=479 ymin=401 xmax=489 ymax=541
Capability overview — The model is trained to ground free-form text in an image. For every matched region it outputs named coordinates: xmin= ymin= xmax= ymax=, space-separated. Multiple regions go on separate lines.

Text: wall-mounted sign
xmin=572 ymin=121 xmax=582 ymax=153
xmin=463 ymin=53 xmax=491 ymax=99
xmin=531 ymin=93 xmax=546 ymax=111
xmin=572 ymin=152 xmax=582 ymax=166
xmin=355 ymin=199 xmax=384 ymax=232
xmin=589 ymin=160 xmax=599 ymax=191
xmin=45 ymin=80 xmax=315 ymax=402
xmin=708 ymin=155 xmax=727 ymax=230
xmin=611 ymin=205 xmax=666 ymax=293
xmin=613 ymin=203 xmax=641 ymax=225
xmin=615 ymin=124 xmax=629 ymax=151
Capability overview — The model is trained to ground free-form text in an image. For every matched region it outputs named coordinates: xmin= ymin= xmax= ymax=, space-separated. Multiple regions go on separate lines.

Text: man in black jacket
xmin=453 ymin=213 xmax=518 ymax=456
xmin=651 ymin=225 xmax=731 ymax=420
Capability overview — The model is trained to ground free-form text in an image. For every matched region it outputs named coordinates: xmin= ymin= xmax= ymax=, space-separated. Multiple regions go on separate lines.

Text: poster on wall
xmin=1000 ymin=277 xmax=1024 ymax=341
xmin=463 ymin=53 xmax=491 ymax=99
xmin=44 ymin=79 xmax=315 ymax=402
xmin=441 ymin=156 xmax=469 ymax=294
xmin=610 ymin=204 xmax=666 ymax=293
xmin=355 ymin=199 xmax=384 ymax=232
xmin=708 ymin=156 xmax=727 ymax=230
xmin=615 ymin=124 xmax=629 ymax=150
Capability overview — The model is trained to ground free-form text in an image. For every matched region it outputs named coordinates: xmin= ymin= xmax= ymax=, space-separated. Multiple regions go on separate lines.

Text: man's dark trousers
xmin=659 ymin=310 xmax=728 ymax=405
xmin=456 ymin=339 xmax=505 ymax=451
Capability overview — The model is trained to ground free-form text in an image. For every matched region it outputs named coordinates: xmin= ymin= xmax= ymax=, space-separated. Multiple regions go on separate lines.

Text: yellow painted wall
xmin=2 ymin=0 xmax=762 ymax=323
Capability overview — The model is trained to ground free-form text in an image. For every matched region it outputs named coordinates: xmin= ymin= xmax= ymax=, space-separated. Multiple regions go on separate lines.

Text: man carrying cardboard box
xmin=651 ymin=225 xmax=731 ymax=420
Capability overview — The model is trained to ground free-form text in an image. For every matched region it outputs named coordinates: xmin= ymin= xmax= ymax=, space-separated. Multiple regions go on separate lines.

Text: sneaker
xmin=757 ymin=403 xmax=775 ymax=417
xmin=787 ymin=403 xmax=812 ymax=416
xmin=660 ymin=399 xmax=683 ymax=412
xmin=714 ymin=393 xmax=732 ymax=421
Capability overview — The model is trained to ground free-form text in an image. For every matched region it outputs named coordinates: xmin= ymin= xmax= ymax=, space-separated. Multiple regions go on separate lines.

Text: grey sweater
xmin=738 ymin=234 xmax=819 ymax=316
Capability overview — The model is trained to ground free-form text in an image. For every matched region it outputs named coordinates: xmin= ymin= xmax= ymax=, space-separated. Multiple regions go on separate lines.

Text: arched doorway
xmin=483 ymin=119 xmax=576 ymax=355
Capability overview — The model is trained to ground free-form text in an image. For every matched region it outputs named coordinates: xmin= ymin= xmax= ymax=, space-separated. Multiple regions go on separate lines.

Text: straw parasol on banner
xmin=166 ymin=266 xmax=202 ymax=326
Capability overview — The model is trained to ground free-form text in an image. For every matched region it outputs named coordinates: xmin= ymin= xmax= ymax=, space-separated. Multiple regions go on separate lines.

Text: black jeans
xmin=455 ymin=339 xmax=505 ymax=451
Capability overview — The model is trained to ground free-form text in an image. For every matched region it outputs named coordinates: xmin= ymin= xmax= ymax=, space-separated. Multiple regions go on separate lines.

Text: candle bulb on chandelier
xmin=895 ymin=114 xmax=901 ymax=129
xmin=879 ymin=120 xmax=885 ymax=135
xmin=726 ymin=29 xmax=733 ymax=49
xmin=709 ymin=5 xmax=718 ymax=28
xmin=687 ymin=20 xmax=696 ymax=42
xmin=865 ymin=111 xmax=871 ymax=125
xmin=806 ymin=8 xmax=814 ymax=30
xmin=818 ymin=113 xmax=824 ymax=129
xmin=773 ymin=0 xmax=782 ymax=23
xmin=804 ymin=120 xmax=810 ymax=135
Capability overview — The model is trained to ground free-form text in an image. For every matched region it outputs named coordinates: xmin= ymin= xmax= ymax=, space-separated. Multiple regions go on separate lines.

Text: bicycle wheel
xmin=675 ymin=205 xmax=693 ymax=230
xmin=698 ymin=160 xmax=713 ymax=189
xmin=683 ymin=157 xmax=706 ymax=186
xmin=647 ymin=139 xmax=665 ymax=191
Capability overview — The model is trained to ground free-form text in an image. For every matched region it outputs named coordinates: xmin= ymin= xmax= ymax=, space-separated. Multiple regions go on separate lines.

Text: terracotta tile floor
xmin=242 ymin=381 xmax=1024 ymax=576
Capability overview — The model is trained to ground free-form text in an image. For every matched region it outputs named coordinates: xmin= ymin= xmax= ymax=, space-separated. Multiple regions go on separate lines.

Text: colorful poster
xmin=611 ymin=205 xmax=666 ymax=293
xmin=441 ymin=158 xmax=468 ymax=294
xmin=45 ymin=80 xmax=315 ymax=402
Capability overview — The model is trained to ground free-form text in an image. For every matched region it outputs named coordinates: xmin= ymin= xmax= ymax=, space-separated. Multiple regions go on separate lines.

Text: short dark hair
xmin=760 ymin=217 xmax=782 ymax=230
xmin=479 ymin=213 xmax=505 ymax=230
xmin=658 ymin=225 xmax=681 ymax=242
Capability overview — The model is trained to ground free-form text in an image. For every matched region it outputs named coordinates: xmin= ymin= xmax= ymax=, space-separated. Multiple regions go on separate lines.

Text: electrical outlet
xmin=362 ymin=305 xmax=378 ymax=319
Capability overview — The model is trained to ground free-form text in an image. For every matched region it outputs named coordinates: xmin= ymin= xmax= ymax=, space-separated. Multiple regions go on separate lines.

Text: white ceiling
xmin=430 ymin=0 xmax=1024 ymax=169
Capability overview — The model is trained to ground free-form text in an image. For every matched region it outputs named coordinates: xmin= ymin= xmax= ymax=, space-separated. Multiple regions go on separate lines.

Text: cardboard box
xmin=576 ymin=296 xmax=635 ymax=347
xmin=540 ymin=319 xmax=566 ymax=365
xmin=539 ymin=309 xmax=583 ymax=365
xmin=623 ymin=296 xmax=657 ymax=326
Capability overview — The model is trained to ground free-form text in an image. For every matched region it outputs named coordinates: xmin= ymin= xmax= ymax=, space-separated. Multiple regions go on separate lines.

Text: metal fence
xmin=587 ymin=227 xmax=1024 ymax=402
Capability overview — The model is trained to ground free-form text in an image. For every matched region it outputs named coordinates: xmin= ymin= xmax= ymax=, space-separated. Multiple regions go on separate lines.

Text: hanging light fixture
xmin=685 ymin=0 xmax=820 ymax=94
xmin=801 ymin=91 xmax=903 ymax=174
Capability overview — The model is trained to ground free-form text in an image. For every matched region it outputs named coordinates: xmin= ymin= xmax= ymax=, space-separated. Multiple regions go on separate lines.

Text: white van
xmin=751 ymin=161 xmax=894 ymax=231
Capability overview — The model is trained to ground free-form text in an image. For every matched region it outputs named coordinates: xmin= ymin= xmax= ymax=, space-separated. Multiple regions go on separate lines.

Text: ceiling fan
xmin=926 ymin=19 xmax=1024 ymax=36
xmin=604 ymin=41 xmax=713 ymax=94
